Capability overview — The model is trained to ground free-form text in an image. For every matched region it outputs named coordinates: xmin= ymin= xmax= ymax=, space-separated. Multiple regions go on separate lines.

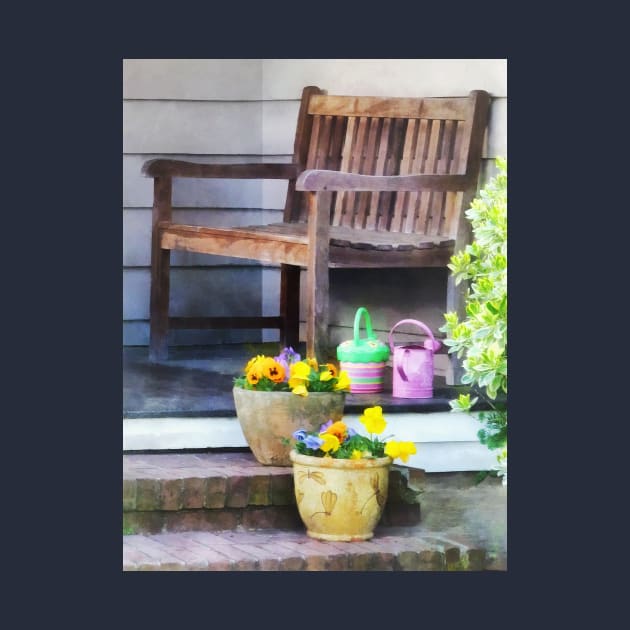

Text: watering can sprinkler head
xmin=424 ymin=338 xmax=441 ymax=352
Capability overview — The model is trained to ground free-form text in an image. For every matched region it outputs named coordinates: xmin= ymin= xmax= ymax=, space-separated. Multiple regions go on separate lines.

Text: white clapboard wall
xmin=123 ymin=59 xmax=507 ymax=353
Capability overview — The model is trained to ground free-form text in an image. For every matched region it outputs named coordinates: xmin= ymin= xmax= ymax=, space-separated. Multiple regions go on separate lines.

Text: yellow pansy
xmin=306 ymin=357 xmax=319 ymax=370
xmin=263 ymin=359 xmax=285 ymax=383
xmin=246 ymin=358 xmax=265 ymax=386
xmin=244 ymin=355 xmax=266 ymax=373
xmin=384 ymin=441 xmax=417 ymax=462
xmin=398 ymin=441 xmax=417 ymax=462
xmin=384 ymin=441 xmax=399 ymax=459
xmin=291 ymin=384 xmax=308 ymax=397
xmin=360 ymin=406 xmax=386 ymax=434
xmin=350 ymin=449 xmax=363 ymax=460
xmin=333 ymin=370 xmax=351 ymax=391
xmin=319 ymin=370 xmax=333 ymax=382
xmin=323 ymin=421 xmax=347 ymax=443
xmin=289 ymin=362 xmax=312 ymax=389
xmin=257 ymin=356 xmax=274 ymax=375
xmin=319 ymin=433 xmax=340 ymax=453
xmin=290 ymin=362 xmax=312 ymax=380
xmin=246 ymin=366 xmax=262 ymax=386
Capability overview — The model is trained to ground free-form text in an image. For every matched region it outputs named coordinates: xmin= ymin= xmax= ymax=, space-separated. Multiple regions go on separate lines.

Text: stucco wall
xmin=123 ymin=59 xmax=507 ymax=359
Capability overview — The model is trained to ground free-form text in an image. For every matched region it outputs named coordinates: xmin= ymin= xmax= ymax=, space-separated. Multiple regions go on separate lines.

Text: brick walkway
xmin=123 ymin=528 xmax=485 ymax=571
xmin=123 ymin=452 xmax=505 ymax=571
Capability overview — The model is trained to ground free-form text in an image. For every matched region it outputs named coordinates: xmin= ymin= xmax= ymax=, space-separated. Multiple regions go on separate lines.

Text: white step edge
xmin=123 ymin=411 xmax=499 ymax=473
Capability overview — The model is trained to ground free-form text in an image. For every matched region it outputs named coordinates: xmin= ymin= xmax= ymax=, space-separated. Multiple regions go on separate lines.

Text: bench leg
xmin=149 ymin=247 xmax=170 ymax=362
xmin=305 ymin=191 xmax=332 ymax=361
xmin=280 ymin=264 xmax=300 ymax=351
xmin=306 ymin=268 xmax=330 ymax=362
xmin=149 ymin=176 xmax=173 ymax=362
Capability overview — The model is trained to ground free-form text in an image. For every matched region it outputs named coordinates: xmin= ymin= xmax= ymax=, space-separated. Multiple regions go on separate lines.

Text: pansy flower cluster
xmin=233 ymin=347 xmax=351 ymax=396
xmin=292 ymin=405 xmax=417 ymax=461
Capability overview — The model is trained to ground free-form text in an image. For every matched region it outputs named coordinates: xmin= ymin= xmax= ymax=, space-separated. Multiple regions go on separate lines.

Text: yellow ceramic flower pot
xmin=233 ymin=388 xmax=346 ymax=466
xmin=290 ymin=451 xmax=392 ymax=541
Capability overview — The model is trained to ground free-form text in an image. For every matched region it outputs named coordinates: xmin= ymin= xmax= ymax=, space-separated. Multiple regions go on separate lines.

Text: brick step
xmin=123 ymin=528 xmax=486 ymax=571
xmin=123 ymin=452 xmax=421 ymax=535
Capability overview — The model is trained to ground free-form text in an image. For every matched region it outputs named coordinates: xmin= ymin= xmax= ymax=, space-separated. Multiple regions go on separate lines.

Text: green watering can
xmin=336 ymin=307 xmax=390 ymax=393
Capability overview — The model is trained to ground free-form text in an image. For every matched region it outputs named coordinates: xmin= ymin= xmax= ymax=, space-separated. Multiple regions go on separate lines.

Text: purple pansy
xmin=304 ymin=435 xmax=324 ymax=449
xmin=319 ymin=419 xmax=333 ymax=433
xmin=274 ymin=346 xmax=302 ymax=381
xmin=275 ymin=346 xmax=301 ymax=365
xmin=292 ymin=429 xmax=307 ymax=442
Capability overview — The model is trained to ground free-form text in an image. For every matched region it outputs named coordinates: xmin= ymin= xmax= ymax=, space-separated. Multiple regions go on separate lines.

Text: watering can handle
xmin=388 ymin=319 xmax=440 ymax=354
xmin=353 ymin=307 xmax=375 ymax=343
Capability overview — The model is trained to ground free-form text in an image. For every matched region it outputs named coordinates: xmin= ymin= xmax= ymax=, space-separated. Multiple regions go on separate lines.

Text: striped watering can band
xmin=340 ymin=361 xmax=386 ymax=394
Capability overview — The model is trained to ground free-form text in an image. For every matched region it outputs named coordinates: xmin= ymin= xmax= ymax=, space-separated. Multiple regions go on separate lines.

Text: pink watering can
xmin=389 ymin=319 xmax=442 ymax=399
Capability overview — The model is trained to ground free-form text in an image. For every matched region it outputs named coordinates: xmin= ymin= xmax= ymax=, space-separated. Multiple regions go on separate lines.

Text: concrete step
xmin=123 ymin=452 xmax=421 ymax=535
xmin=122 ymin=528 xmax=487 ymax=571
xmin=122 ymin=413 xmax=500 ymax=472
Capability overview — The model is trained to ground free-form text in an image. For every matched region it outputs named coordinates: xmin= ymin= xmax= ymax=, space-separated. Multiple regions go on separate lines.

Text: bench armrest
xmin=295 ymin=169 xmax=474 ymax=192
xmin=142 ymin=159 xmax=300 ymax=179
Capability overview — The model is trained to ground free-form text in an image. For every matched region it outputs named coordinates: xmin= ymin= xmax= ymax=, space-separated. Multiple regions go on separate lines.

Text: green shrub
xmin=440 ymin=157 xmax=507 ymax=482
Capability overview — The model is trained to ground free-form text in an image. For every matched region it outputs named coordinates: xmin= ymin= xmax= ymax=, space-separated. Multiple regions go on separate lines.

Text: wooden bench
xmin=143 ymin=86 xmax=490 ymax=381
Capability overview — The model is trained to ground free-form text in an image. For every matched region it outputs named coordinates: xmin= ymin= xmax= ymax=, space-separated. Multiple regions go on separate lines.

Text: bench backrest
xmin=284 ymin=87 xmax=490 ymax=239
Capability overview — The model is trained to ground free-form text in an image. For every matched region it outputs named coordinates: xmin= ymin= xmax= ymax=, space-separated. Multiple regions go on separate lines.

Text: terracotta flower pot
xmin=290 ymin=451 xmax=392 ymax=541
xmin=232 ymin=387 xmax=346 ymax=466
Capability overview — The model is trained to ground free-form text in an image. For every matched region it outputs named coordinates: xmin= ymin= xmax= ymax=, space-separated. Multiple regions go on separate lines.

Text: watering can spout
xmin=424 ymin=338 xmax=441 ymax=352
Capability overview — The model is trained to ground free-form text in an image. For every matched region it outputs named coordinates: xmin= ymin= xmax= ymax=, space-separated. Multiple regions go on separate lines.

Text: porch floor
xmin=123 ymin=343 xmax=464 ymax=419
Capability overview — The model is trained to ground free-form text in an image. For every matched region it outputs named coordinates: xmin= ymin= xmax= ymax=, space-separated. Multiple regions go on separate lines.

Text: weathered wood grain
xmin=308 ymin=95 xmax=469 ymax=120
xmin=284 ymin=86 xmax=324 ymax=224
xmin=296 ymin=171 xmax=473 ymax=192
xmin=149 ymin=176 xmax=172 ymax=361
xmin=142 ymin=160 xmax=299 ymax=179
xmin=305 ymin=191 xmax=332 ymax=359
xmin=160 ymin=225 xmax=309 ymax=267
